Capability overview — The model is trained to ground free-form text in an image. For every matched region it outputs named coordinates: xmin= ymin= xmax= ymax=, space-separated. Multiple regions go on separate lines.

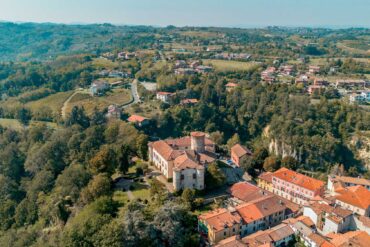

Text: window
xmin=181 ymin=174 xmax=184 ymax=180
xmin=193 ymin=173 xmax=196 ymax=179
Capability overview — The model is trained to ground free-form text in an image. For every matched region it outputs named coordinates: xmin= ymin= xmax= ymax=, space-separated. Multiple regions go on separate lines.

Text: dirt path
xmin=61 ymin=89 xmax=89 ymax=120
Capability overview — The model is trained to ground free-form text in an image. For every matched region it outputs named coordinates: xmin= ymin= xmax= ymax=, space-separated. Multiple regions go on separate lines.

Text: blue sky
xmin=1 ymin=0 xmax=369 ymax=27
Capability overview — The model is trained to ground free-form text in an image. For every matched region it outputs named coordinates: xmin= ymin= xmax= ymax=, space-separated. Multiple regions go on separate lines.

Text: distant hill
xmin=0 ymin=22 xmax=156 ymax=61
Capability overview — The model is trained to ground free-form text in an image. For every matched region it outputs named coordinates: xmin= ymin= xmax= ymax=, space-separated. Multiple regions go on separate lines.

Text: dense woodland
xmin=0 ymin=22 xmax=369 ymax=246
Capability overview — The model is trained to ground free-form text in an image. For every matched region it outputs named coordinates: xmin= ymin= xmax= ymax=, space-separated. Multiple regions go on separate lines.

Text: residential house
xmin=236 ymin=195 xmax=288 ymax=236
xmin=323 ymin=231 xmax=370 ymax=247
xmin=174 ymin=60 xmax=187 ymax=68
xmin=225 ymin=83 xmax=238 ymax=92
xmin=303 ymin=202 xmax=353 ymax=235
xmin=308 ymin=85 xmax=325 ymax=95
xmin=257 ymin=172 xmax=274 ymax=192
xmin=230 ymin=144 xmax=252 ymax=167
xmin=280 ymin=65 xmax=294 ymax=76
xmin=198 ymin=208 xmax=243 ymax=245
xmin=196 ymin=65 xmax=213 ymax=74
xmin=180 ymin=98 xmax=199 ymax=106
xmin=327 ymin=175 xmax=370 ymax=192
xmin=148 ymin=132 xmax=217 ymax=191
xmin=156 ymin=92 xmax=175 ymax=103
xmin=230 ymin=182 xmax=300 ymax=219
xmin=334 ymin=185 xmax=370 ymax=216
xmin=336 ymin=79 xmax=368 ymax=89
xmin=90 ymin=80 xmax=109 ymax=96
xmin=127 ymin=115 xmax=150 ymax=127
xmin=271 ymin=167 xmax=325 ymax=205
xmin=174 ymin=68 xmax=195 ymax=75
xmin=242 ymin=223 xmax=295 ymax=247
xmin=308 ymin=66 xmax=320 ymax=74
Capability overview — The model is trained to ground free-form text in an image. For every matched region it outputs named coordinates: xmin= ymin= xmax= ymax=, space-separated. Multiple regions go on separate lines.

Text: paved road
xmin=122 ymin=79 xmax=140 ymax=109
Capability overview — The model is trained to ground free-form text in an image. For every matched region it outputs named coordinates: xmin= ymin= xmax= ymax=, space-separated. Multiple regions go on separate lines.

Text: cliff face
xmin=350 ymin=132 xmax=370 ymax=169
xmin=263 ymin=125 xmax=301 ymax=161
xmin=268 ymin=138 xmax=300 ymax=160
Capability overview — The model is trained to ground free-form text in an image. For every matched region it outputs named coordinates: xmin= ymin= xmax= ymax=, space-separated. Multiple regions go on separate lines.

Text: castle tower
xmin=190 ymin=132 xmax=205 ymax=153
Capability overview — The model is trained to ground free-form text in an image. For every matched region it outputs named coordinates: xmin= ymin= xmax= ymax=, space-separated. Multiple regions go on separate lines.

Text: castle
xmin=148 ymin=132 xmax=217 ymax=191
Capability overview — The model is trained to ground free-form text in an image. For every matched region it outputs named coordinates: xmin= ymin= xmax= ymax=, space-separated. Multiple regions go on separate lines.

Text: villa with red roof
xmin=156 ymin=91 xmax=175 ymax=103
xmin=148 ymin=132 xmax=217 ymax=191
xmin=271 ymin=167 xmax=325 ymax=205
xmin=127 ymin=115 xmax=149 ymax=127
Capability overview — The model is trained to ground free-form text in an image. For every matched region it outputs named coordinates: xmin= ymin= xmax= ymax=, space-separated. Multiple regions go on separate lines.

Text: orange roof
xmin=231 ymin=144 xmax=252 ymax=158
xmin=326 ymin=231 xmax=370 ymax=247
xmin=181 ymin=98 xmax=199 ymax=104
xmin=215 ymin=236 xmax=245 ymax=247
xmin=258 ymin=172 xmax=273 ymax=183
xmin=191 ymin=131 xmax=205 ymax=137
xmin=157 ymin=91 xmax=174 ymax=95
xmin=335 ymin=185 xmax=370 ymax=210
xmin=151 ymin=140 xmax=179 ymax=161
xmin=127 ymin=115 xmax=148 ymax=123
xmin=226 ymin=83 xmax=238 ymax=87
xmin=230 ymin=182 xmax=270 ymax=202
xmin=236 ymin=196 xmax=287 ymax=223
xmin=199 ymin=208 xmax=242 ymax=232
xmin=173 ymin=152 xmax=203 ymax=171
xmin=331 ymin=175 xmax=370 ymax=187
xmin=273 ymin=167 xmax=325 ymax=192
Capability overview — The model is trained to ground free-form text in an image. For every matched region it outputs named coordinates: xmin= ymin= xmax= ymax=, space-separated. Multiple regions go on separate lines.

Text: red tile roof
xmin=258 ymin=172 xmax=273 ymax=183
xmin=325 ymin=231 xmax=370 ymax=247
xmin=230 ymin=182 xmax=270 ymax=202
xmin=127 ymin=115 xmax=148 ymax=123
xmin=273 ymin=167 xmax=325 ymax=192
xmin=226 ymin=83 xmax=238 ymax=87
xmin=231 ymin=144 xmax=252 ymax=158
xmin=335 ymin=185 xmax=370 ymax=210
xmin=199 ymin=208 xmax=242 ymax=232
xmin=236 ymin=195 xmax=287 ymax=223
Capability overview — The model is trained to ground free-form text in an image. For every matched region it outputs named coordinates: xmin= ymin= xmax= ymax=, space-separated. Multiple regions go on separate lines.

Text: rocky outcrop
xmin=350 ymin=132 xmax=370 ymax=169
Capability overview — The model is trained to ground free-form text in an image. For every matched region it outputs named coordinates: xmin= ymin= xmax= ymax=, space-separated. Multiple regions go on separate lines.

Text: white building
xmin=156 ymin=92 xmax=175 ymax=103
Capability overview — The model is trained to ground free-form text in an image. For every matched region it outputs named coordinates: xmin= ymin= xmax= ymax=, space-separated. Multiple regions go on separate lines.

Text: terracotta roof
xmin=157 ymin=91 xmax=174 ymax=95
xmin=181 ymin=98 xmax=199 ymax=104
xmin=330 ymin=175 xmax=370 ymax=187
xmin=215 ymin=236 xmax=245 ymax=247
xmin=236 ymin=195 xmax=287 ymax=223
xmin=335 ymin=185 xmax=370 ymax=210
xmin=127 ymin=115 xmax=148 ymax=123
xmin=258 ymin=172 xmax=273 ymax=183
xmin=308 ymin=233 xmax=327 ymax=246
xmin=284 ymin=215 xmax=315 ymax=227
xmin=165 ymin=136 xmax=214 ymax=148
xmin=230 ymin=182 xmax=271 ymax=202
xmin=326 ymin=231 xmax=370 ymax=247
xmin=273 ymin=167 xmax=325 ymax=192
xmin=241 ymin=224 xmax=294 ymax=247
xmin=226 ymin=83 xmax=238 ymax=87
xmin=173 ymin=152 xmax=203 ymax=171
xmin=231 ymin=144 xmax=252 ymax=158
xmin=199 ymin=208 xmax=242 ymax=232
xmin=151 ymin=140 xmax=180 ymax=161
xmin=191 ymin=131 xmax=205 ymax=137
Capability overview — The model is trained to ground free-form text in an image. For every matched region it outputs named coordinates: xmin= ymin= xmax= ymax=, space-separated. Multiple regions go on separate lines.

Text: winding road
xmin=122 ymin=79 xmax=140 ymax=109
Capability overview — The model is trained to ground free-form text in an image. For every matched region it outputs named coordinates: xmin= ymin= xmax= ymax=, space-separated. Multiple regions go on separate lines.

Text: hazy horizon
xmin=2 ymin=0 xmax=370 ymax=28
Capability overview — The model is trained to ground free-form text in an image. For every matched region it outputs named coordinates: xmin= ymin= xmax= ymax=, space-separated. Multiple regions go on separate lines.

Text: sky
xmin=1 ymin=0 xmax=370 ymax=28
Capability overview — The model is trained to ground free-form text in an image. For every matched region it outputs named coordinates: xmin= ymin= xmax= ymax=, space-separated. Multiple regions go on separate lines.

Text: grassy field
xmin=0 ymin=118 xmax=59 ymax=131
xmin=125 ymin=100 xmax=162 ymax=118
xmin=203 ymin=59 xmax=260 ymax=72
xmin=65 ymin=88 xmax=132 ymax=116
xmin=26 ymin=91 xmax=74 ymax=114
xmin=92 ymin=58 xmax=122 ymax=69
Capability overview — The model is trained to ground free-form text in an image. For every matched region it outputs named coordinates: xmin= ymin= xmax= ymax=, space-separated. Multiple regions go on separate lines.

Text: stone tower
xmin=190 ymin=132 xmax=205 ymax=153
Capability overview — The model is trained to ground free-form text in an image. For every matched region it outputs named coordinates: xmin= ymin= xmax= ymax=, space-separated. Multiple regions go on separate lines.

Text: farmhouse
xmin=230 ymin=144 xmax=252 ymax=167
xmin=90 ymin=80 xmax=109 ymax=96
xmin=156 ymin=91 xmax=175 ymax=103
xmin=127 ymin=115 xmax=150 ymax=127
